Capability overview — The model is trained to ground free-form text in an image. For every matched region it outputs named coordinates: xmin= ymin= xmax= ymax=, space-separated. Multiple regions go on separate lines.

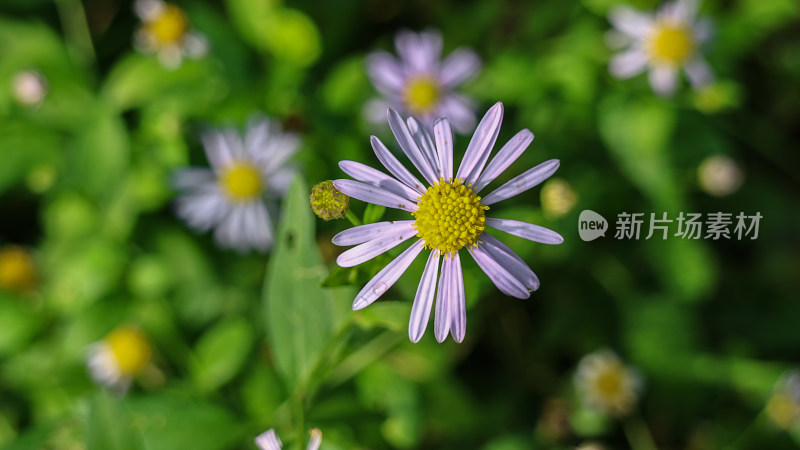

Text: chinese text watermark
xmin=578 ymin=210 xmax=762 ymax=242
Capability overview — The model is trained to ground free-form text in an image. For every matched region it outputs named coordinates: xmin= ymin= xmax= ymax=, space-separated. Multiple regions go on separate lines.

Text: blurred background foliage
xmin=1 ymin=0 xmax=799 ymax=449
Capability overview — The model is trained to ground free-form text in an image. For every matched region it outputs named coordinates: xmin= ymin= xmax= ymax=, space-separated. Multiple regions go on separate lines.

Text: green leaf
xmin=87 ymin=391 xmax=144 ymax=450
xmin=190 ymin=317 xmax=255 ymax=393
xmin=101 ymin=54 xmax=222 ymax=112
xmin=65 ymin=111 xmax=130 ymax=201
xmin=126 ymin=395 xmax=242 ymax=450
xmin=0 ymin=294 xmax=44 ymax=357
xmin=263 ymin=175 xmax=352 ymax=388
xmin=354 ymin=302 xmax=411 ymax=333
xmin=598 ymin=94 xmax=682 ymax=211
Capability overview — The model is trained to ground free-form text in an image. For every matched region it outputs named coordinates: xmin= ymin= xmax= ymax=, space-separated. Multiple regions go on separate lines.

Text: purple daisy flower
xmin=365 ymin=29 xmax=481 ymax=134
xmin=333 ymin=103 xmax=563 ymax=343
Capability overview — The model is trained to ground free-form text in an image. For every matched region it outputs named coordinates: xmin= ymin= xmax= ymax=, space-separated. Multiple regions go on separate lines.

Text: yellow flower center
xmin=310 ymin=180 xmax=349 ymax=221
xmin=220 ymin=162 xmax=263 ymax=202
xmin=107 ymin=327 xmax=152 ymax=376
xmin=146 ymin=4 xmax=188 ymax=46
xmin=596 ymin=367 xmax=624 ymax=398
xmin=413 ymin=179 xmax=488 ymax=255
xmin=404 ymin=76 xmax=440 ymax=115
xmin=767 ymin=394 xmax=798 ymax=429
xmin=647 ymin=24 xmax=695 ymax=65
xmin=0 ymin=246 xmax=36 ymax=293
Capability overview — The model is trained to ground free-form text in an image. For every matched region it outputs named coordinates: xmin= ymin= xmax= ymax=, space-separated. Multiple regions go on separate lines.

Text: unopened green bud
xmin=310 ymin=180 xmax=349 ymax=221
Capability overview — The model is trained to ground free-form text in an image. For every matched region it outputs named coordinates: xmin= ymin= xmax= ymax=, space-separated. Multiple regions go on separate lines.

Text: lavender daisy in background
xmin=607 ymin=0 xmax=713 ymax=96
xmin=255 ymin=428 xmax=322 ymax=450
xmin=174 ymin=117 xmax=298 ymax=253
xmin=332 ymin=103 xmax=563 ymax=343
xmin=366 ymin=29 xmax=481 ymax=134
xmin=134 ymin=0 xmax=208 ymax=69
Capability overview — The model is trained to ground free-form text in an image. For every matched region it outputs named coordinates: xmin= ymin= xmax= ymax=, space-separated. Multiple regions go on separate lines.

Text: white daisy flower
xmin=366 ymin=29 xmax=481 ymax=134
xmin=87 ymin=326 xmax=152 ymax=394
xmin=134 ymin=0 xmax=208 ymax=70
xmin=608 ymin=0 xmax=713 ymax=96
xmin=174 ymin=117 xmax=299 ymax=253
xmin=255 ymin=428 xmax=322 ymax=450
xmin=574 ymin=349 xmax=642 ymax=417
xmin=333 ymin=103 xmax=563 ymax=343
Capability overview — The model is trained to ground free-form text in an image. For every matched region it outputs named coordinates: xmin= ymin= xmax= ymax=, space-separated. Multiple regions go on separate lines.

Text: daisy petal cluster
xmin=174 ymin=116 xmax=298 ymax=253
xmin=134 ymin=0 xmax=208 ymax=69
xmin=366 ymin=29 xmax=481 ymax=134
xmin=608 ymin=0 xmax=713 ymax=96
xmin=255 ymin=428 xmax=322 ymax=450
xmin=574 ymin=349 xmax=642 ymax=417
xmin=332 ymin=103 xmax=563 ymax=343
xmin=87 ymin=326 xmax=152 ymax=394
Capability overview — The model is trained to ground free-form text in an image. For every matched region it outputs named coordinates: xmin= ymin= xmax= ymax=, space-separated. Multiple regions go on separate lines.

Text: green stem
xmin=325 ymin=330 xmax=403 ymax=387
xmin=722 ymin=410 xmax=767 ymax=450
xmin=623 ymin=413 xmax=659 ymax=450
xmin=345 ymin=209 xmax=361 ymax=226
xmin=55 ymin=0 xmax=96 ymax=65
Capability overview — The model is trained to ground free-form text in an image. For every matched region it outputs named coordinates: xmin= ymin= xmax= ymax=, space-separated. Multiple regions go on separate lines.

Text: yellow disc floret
xmin=146 ymin=4 xmax=189 ymax=46
xmin=220 ymin=162 xmax=263 ymax=202
xmin=404 ymin=76 xmax=440 ymax=115
xmin=647 ymin=23 xmax=695 ymax=66
xmin=106 ymin=327 xmax=152 ymax=376
xmin=596 ymin=366 xmax=624 ymax=398
xmin=0 ymin=245 xmax=36 ymax=293
xmin=413 ymin=178 xmax=488 ymax=255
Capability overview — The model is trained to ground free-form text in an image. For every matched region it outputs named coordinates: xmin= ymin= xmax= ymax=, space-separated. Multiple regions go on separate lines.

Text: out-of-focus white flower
xmin=134 ymin=0 xmax=208 ymax=69
xmin=574 ymin=349 xmax=642 ymax=417
xmin=87 ymin=326 xmax=152 ymax=394
xmin=766 ymin=371 xmax=800 ymax=430
xmin=608 ymin=0 xmax=713 ymax=96
xmin=11 ymin=70 xmax=47 ymax=106
xmin=366 ymin=29 xmax=481 ymax=134
xmin=255 ymin=428 xmax=322 ymax=450
xmin=174 ymin=116 xmax=298 ymax=253
xmin=697 ymin=154 xmax=743 ymax=197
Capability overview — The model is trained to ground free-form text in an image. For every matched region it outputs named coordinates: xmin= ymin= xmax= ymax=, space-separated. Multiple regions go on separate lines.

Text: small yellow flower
xmin=310 ymin=180 xmax=349 ymax=221
xmin=0 ymin=245 xmax=37 ymax=293
xmin=574 ymin=349 xmax=641 ymax=417
xmin=87 ymin=326 xmax=153 ymax=393
xmin=541 ymin=178 xmax=577 ymax=218
xmin=766 ymin=371 xmax=800 ymax=430
xmin=697 ymin=155 xmax=743 ymax=197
